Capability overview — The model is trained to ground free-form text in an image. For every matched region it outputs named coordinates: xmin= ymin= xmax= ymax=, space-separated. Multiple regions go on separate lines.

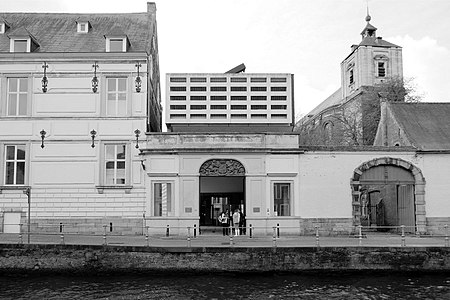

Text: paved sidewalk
xmin=1 ymin=232 xmax=448 ymax=248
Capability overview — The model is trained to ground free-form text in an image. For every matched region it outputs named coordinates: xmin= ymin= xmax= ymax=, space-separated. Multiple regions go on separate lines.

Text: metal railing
xmin=0 ymin=223 xmax=449 ymax=248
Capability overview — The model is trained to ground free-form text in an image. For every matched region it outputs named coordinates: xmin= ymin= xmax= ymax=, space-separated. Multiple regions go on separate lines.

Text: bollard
xmin=272 ymin=227 xmax=277 ymax=248
xmin=401 ymin=225 xmax=406 ymax=247
xmin=103 ymin=225 xmax=107 ymax=245
xmin=187 ymin=227 xmax=191 ymax=248
xmin=60 ymin=224 xmax=65 ymax=245
xmin=277 ymin=223 xmax=280 ymax=238
xmin=229 ymin=233 xmax=234 ymax=247
xmin=315 ymin=226 xmax=320 ymax=247
xmin=445 ymin=225 xmax=449 ymax=247
xmin=249 ymin=224 xmax=253 ymax=238
xmin=145 ymin=226 xmax=149 ymax=247
xmin=193 ymin=224 xmax=197 ymax=238
xmin=19 ymin=224 xmax=23 ymax=245
xmin=166 ymin=225 xmax=170 ymax=237
xmin=358 ymin=225 xmax=363 ymax=246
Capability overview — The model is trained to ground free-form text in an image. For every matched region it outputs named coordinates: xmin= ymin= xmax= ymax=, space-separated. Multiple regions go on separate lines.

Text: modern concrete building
xmin=0 ymin=3 xmax=161 ymax=234
xmin=166 ymin=70 xmax=295 ymax=133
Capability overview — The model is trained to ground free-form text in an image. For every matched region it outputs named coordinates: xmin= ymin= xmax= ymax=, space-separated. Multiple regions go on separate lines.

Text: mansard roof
xmin=388 ymin=102 xmax=450 ymax=150
xmin=0 ymin=12 xmax=153 ymax=53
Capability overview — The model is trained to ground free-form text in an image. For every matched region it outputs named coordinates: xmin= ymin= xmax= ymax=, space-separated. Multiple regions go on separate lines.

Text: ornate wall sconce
xmin=40 ymin=129 xmax=46 ymax=148
xmin=134 ymin=129 xmax=141 ymax=149
xmin=42 ymin=62 xmax=48 ymax=93
xmin=135 ymin=62 xmax=142 ymax=93
xmin=92 ymin=62 xmax=99 ymax=93
xmin=90 ymin=129 xmax=97 ymax=148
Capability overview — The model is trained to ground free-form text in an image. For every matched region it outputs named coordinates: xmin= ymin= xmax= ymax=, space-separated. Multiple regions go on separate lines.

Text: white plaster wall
xmin=299 ymin=151 xmax=417 ymax=218
xmin=420 ymin=154 xmax=450 ymax=217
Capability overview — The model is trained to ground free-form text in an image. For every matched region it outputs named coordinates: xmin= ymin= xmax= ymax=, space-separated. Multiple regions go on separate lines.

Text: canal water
xmin=0 ymin=273 xmax=449 ymax=299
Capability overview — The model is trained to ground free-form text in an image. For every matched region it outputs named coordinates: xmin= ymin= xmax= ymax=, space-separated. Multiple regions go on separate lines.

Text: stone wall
xmin=1 ymin=244 xmax=449 ymax=274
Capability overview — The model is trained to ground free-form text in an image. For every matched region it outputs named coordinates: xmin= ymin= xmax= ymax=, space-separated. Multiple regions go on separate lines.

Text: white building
xmin=0 ymin=3 xmax=161 ymax=234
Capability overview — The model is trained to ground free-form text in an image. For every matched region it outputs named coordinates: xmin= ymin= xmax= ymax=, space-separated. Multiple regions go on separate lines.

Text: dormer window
xmin=109 ymin=38 xmax=125 ymax=52
xmin=105 ymin=26 xmax=129 ymax=53
xmin=8 ymin=26 xmax=39 ymax=53
xmin=77 ymin=21 xmax=90 ymax=33
xmin=0 ymin=20 xmax=10 ymax=34
xmin=13 ymin=39 xmax=28 ymax=52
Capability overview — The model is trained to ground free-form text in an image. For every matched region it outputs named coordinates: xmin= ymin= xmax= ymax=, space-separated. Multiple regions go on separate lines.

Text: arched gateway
xmin=199 ymin=159 xmax=246 ymax=227
xmin=350 ymin=157 xmax=426 ymax=234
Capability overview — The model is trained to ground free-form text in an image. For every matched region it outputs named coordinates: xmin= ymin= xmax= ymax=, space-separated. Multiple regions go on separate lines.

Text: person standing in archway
xmin=218 ymin=210 xmax=229 ymax=236
xmin=232 ymin=209 xmax=240 ymax=236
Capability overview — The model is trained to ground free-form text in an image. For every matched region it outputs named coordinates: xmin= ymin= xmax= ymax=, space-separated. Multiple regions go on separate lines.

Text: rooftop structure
xmin=166 ymin=72 xmax=294 ymax=132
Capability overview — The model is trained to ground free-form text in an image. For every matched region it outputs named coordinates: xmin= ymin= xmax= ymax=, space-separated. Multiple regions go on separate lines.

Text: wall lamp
xmin=90 ymin=129 xmax=97 ymax=148
xmin=134 ymin=129 xmax=141 ymax=149
xmin=40 ymin=129 xmax=46 ymax=148
xmin=42 ymin=62 xmax=48 ymax=93
xmin=135 ymin=62 xmax=142 ymax=93
xmin=92 ymin=62 xmax=99 ymax=93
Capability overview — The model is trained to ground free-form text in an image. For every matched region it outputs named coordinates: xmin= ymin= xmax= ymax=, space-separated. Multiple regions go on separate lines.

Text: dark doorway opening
xmin=199 ymin=176 xmax=245 ymax=227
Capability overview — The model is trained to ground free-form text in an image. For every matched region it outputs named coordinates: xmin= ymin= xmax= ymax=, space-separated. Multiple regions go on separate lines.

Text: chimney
xmin=147 ymin=2 xmax=156 ymax=13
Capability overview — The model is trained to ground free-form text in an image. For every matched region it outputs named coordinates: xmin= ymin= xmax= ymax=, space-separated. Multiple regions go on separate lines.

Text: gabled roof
xmin=389 ymin=102 xmax=450 ymax=150
xmin=304 ymin=88 xmax=342 ymax=118
xmin=0 ymin=12 xmax=154 ymax=53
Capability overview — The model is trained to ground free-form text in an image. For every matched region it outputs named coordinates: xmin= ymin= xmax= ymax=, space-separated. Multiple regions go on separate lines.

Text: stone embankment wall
xmin=0 ymin=244 xmax=449 ymax=274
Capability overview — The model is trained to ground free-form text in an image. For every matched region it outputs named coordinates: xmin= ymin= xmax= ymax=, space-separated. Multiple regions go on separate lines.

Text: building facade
xmin=166 ymin=72 xmax=295 ymax=132
xmin=0 ymin=3 xmax=161 ymax=234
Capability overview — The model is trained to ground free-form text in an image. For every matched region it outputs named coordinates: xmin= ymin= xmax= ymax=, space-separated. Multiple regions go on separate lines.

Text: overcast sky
xmin=2 ymin=0 xmax=450 ymax=120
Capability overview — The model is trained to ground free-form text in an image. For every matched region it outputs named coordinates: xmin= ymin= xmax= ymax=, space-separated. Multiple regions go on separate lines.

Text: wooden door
xmin=397 ymin=184 xmax=415 ymax=233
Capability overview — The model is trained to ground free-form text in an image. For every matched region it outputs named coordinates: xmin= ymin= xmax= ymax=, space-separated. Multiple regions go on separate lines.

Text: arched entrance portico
xmin=199 ymin=159 xmax=245 ymax=227
xmin=350 ymin=157 xmax=426 ymax=234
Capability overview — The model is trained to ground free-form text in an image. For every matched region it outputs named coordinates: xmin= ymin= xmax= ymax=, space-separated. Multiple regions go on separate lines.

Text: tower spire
xmin=366 ymin=1 xmax=371 ymax=22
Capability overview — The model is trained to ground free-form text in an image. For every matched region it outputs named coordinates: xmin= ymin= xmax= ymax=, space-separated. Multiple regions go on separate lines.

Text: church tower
xmin=340 ymin=11 xmax=403 ymax=99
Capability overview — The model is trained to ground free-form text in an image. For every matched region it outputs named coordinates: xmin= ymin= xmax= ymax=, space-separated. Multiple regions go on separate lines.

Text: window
xmin=231 ymin=96 xmax=247 ymax=101
xmin=190 ymin=95 xmax=206 ymax=101
xmin=271 ymin=87 xmax=287 ymax=92
xmin=190 ymin=77 xmax=206 ymax=82
xmin=271 ymin=96 xmax=287 ymax=101
xmin=7 ymin=78 xmax=28 ymax=116
xmin=77 ymin=22 xmax=89 ymax=33
xmin=271 ymin=105 xmax=287 ymax=110
xmin=170 ymin=105 xmax=186 ymax=110
xmin=210 ymin=86 xmax=227 ymax=92
xmin=170 ymin=86 xmax=186 ymax=92
xmin=105 ymin=145 xmax=126 ymax=185
xmin=211 ymin=114 xmax=226 ymax=119
xmin=190 ymin=86 xmax=206 ymax=92
xmin=211 ymin=105 xmax=226 ymax=110
xmin=170 ymin=114 xmax=186 ymax=119
xmin=190 ymin=114 xmax=206 ymax=119
xmin=12 ymin=39 xmax=28 ymax=52
xmin=231 ymin=77 xmax=247 ymax=82
xmin=231 ymin=105 xmax=247 ymax=110
xmin=251 ymin=77 xmax=267 ymax=82
xmin=107 ymin=78 xmax=127 ymax=116
xmin=251 ymin=86 xmax=267 ymax=92
xmin=210 ymin=77 xmax=227 ymax=83
xmin=251 ymin=114 xmax=267 ymax=119
xmin=170 ymin=77 xmax=187 ymax=82
xmin=210 ymin=95 xmax=226 ymax=101
xmin=109 ymin=38 xmax=125 ymax=52
xmin=4 ymin=145 xmax=26 ymax=185
xmin=231 ymin=114 xmax=247 ymax=119
xmin=231 ymin=86 xmax=247 ymax=92
xmin=170 ymin=95 xmax=186 ymax=101
xmin=251 ymin=96 xmax=267 ymax=101
xmin=153 ymin=182 xmax=173 ymax=216
xmin=349 ymin=69 xmax=354 ymax=84
xmin=251 ymin=105 xmax=267 ymax=110
xmin=378 ymin=62 xmax=386 ymax=77
xmin=270 ymin=77 xmax=287 ymax=83
xmin=273 ymin=182 xmax=291 ymax=216
xmin=190 ymin=105 xmax=206 ymax=110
